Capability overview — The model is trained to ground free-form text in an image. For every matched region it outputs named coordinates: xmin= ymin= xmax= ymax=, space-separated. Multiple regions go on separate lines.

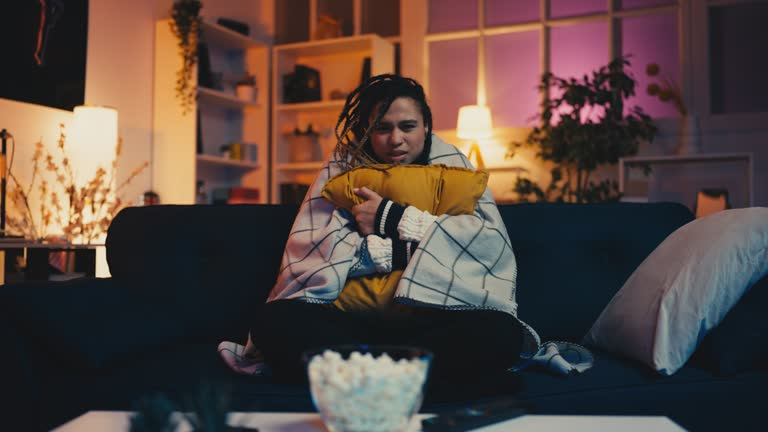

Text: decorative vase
xmin=674 ymin=114 xmax=701 ymax=155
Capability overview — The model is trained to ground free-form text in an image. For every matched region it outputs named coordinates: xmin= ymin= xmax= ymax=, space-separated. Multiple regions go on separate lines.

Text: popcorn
xmin=307 ymin=349 xmax=430 ymax=432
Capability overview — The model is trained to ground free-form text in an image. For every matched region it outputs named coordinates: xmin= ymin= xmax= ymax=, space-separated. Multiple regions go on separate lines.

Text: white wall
xmin=0 ymin=0 xmax=274 ymax=215
xmin=0 ymin=0 xmax=159 ymax=221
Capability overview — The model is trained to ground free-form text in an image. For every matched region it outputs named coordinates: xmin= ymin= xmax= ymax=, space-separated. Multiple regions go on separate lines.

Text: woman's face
xmin=368 ymin=97 xmax=428 ymax=164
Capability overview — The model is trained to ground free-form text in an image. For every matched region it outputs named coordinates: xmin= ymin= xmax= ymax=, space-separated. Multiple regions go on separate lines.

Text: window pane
xmin=362 ymin=0 xmax=399 ymax=37
xmin=550 ymin=22 xmax=608 ymax=123
xmin=622 ymin=13 xmax=679 ymax=118
xmin=710 ymin=3 xmax=768 ymax=114
xmin=550 ymin=22 xmax=608 ymax=82
xmin=428 ymin=38 xmax=478 ymax=130
xmin=317 ymin=0 xmax=354 ymax=37
xmin=620 ymin=0 xmax=676 ymax=10
xmin=487 ymin=30 xmax=541 ymax=127
xmin=429 ymin=0 xmax=478 ymax=33
xmin=550 ymin=0 xmax=606 ymax=18
xmin=485 ymin=0 xmax=539 ymax=27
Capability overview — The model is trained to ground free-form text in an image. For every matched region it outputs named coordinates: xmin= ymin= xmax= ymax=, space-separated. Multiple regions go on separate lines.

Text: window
xmin=426 ymin=0 xmax=681 ymax=129
xmin=709 ymin=2 xmax=768 ymax=114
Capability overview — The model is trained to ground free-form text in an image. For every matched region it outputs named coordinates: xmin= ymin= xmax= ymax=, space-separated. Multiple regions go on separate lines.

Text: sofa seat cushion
xmin=518 ymin=350 xmax=767 ymax=431
xmin=3 ymin=278 xmax=187 ymax=371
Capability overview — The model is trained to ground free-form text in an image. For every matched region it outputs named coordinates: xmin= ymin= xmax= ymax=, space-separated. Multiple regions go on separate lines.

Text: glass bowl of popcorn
xmin=303 ymin=345 xmax=433 ymax=432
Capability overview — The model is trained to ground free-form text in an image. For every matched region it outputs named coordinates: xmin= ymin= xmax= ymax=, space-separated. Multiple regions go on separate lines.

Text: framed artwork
xmin=0 ymin=0 xmax=89 ymax=111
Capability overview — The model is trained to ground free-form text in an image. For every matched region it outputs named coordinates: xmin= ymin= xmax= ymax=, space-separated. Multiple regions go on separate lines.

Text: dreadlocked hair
xmin=333 ymin=74 xmax=433 ymax=171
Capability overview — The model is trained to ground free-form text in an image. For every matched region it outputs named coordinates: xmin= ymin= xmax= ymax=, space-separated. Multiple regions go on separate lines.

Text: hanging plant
xmin=170 ymin=0 xmax=203 ymax=115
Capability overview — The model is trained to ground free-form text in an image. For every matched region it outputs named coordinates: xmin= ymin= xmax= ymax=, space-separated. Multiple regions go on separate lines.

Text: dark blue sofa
xmin=1 ymin=203 xmax=765 ymax=431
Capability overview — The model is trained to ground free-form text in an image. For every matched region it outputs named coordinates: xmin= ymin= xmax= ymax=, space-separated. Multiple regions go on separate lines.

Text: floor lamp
xmin=456 ymin=105 xmax=493 ymax=170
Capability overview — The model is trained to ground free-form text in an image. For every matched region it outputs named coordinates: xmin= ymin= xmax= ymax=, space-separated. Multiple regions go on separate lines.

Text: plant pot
xmin=236 ymin=85 xmax=256 ymax=102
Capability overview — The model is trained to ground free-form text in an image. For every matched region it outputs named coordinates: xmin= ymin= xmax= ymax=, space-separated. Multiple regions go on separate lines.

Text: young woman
xmin=227 ymin=74 xmax=540 ymax=385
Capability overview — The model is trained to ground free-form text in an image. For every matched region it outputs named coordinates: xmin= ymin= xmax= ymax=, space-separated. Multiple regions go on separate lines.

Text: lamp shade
xmin=70 ymin=105 xmax=118 ymax=182
xmin=456 ymin=105 xmax=493 ymax=139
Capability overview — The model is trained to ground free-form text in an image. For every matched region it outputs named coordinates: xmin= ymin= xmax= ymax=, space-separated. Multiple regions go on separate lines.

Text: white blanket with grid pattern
xmin=219 ymin=135 xmax=593 ymax=376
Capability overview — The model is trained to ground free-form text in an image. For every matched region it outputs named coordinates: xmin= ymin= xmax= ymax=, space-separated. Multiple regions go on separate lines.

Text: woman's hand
xmin=351 ymin=187 xmax=383 ymax=235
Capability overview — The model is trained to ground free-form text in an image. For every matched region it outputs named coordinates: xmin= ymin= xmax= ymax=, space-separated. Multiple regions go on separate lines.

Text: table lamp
xmin=70 ymin=105 xmax=118 ymax=183
xmin=456 ymin=105 xmax=493 ymax=170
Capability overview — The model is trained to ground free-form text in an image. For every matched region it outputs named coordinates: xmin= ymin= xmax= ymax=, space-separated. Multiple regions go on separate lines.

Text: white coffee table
xmin=53 ymin=411 xmax=686 ymax=431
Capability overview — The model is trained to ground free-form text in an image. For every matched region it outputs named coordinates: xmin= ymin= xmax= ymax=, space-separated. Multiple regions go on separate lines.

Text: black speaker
xmin=283 ymin=65 xmax=321 ymax=103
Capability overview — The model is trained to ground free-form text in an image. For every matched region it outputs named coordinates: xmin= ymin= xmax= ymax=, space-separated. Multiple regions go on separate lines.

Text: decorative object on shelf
xmin=212 ymin=186 xmax=260 ymax=204
xmin=508 ymin=57 xmax=657 ymax=203
xmin=283 ymin=65 xmax=322 ymax=103
xmin=197 ymin=41 xmax=215 ymax=89
xmin=329 ymin=89 xmax=347 ymax=100
xmin=219 ymin=144 xmax=231 ymax=158
xmin=280 ymin=183 xmax=310 ymax=205
xmin=314 ymin=14 xmax=343 ymax=40
xmin=694 ymin=188 xmax=730 ymax=219
xmin=4 ymin=106 xmax=148 ymax=244
xmin=457 ymin=105 xmax=493 ymax=170
xmin=288 ymin=125 xmax=321 ymax=163
xmin=646 ymin=62 xmax=699 ymax=155
xmin=235 ymin=73 xmax=257 ymax=102
xmin=646 ymin=63 xmax=687 ymax=116
xmin=244 ymin=142 xmax=258 ymax=163
xmin=360 ymin=57 xmax=372 ymax=85
xmin=169 ymin=0 xmax=203 ymax=115
xmin=140 ymin=190 xmax=160 ymax=206
xmin=229 ymin=142 xmax=243 ymax=160
xmin=196 ymin=180 xmax=208 ymax=204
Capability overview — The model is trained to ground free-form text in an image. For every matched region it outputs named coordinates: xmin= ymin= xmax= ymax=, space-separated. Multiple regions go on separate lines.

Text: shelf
xmin=197 ymin=87 xmax=259 ymax=109
xmin=197 ymin=154 xmax=260 ymax=169
xmin=200 ymin=20 xmax=269 ymax=50
xmin=276 ymin=99 xmax=346 ymax=111
xmin=619 ymin=196 xmax=651 ymax=203
xmin=621 ymin=152 xmax=752 ymax=165
xmin=277 ymin=162 xmax=324 ymax=171
xmin=274 ymin=34 xmax=384 ymax=56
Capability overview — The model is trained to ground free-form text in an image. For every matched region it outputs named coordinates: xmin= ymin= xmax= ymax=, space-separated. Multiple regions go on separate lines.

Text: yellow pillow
xmin=321 ymin=164 xmax=488 ymax=312
xmin=321 ymin=164 xmax=488 ymax=215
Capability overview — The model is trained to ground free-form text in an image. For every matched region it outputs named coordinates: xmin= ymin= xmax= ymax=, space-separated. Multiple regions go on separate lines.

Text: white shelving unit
xmin=619 ymin=153 xmax=754 ymax=207
xmin=153 ymin=19 xmax=270 ymax=204
xmin=271 ymin=34 xmax=394 ymax=203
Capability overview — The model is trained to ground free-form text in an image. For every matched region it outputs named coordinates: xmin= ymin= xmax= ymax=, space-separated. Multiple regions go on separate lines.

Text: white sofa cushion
xmin=584 ymin=207 xmax=768 ymax=375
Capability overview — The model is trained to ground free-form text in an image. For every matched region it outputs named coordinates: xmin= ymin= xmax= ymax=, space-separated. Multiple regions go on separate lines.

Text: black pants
xmin=251 ymin=299 xmax=524 ymax=385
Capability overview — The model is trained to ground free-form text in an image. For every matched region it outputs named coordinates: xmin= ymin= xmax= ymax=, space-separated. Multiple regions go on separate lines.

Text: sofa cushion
xmin=518 ymin=350 xmax=767 ymax=432
xmin=584 ymin=208 xmax=768 ymax=375
xmin=692 ymin=273 xmax=768 ymax=375
xmin=321 ymin=164 xmax=488 ymax=215
xmin=322 ymin=164 xmax=487 ymax=311
xmin=106 ymin=204 xmax=300 ymax=343
xmin=500 ymin=202 xmax=693 ymax=342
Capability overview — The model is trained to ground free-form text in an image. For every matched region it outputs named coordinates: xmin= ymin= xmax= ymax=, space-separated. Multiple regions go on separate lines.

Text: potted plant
xmin=509 ymin=56 xmax=657 ymax=203
xmin=235 ymin=73 xmax=257 ymax=102
xmin=170 ymin=0 xmax=203 ymax=115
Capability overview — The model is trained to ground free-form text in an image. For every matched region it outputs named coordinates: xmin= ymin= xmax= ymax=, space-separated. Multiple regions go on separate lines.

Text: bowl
xmin=303 ymin=345 xmax=433 ymax=432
